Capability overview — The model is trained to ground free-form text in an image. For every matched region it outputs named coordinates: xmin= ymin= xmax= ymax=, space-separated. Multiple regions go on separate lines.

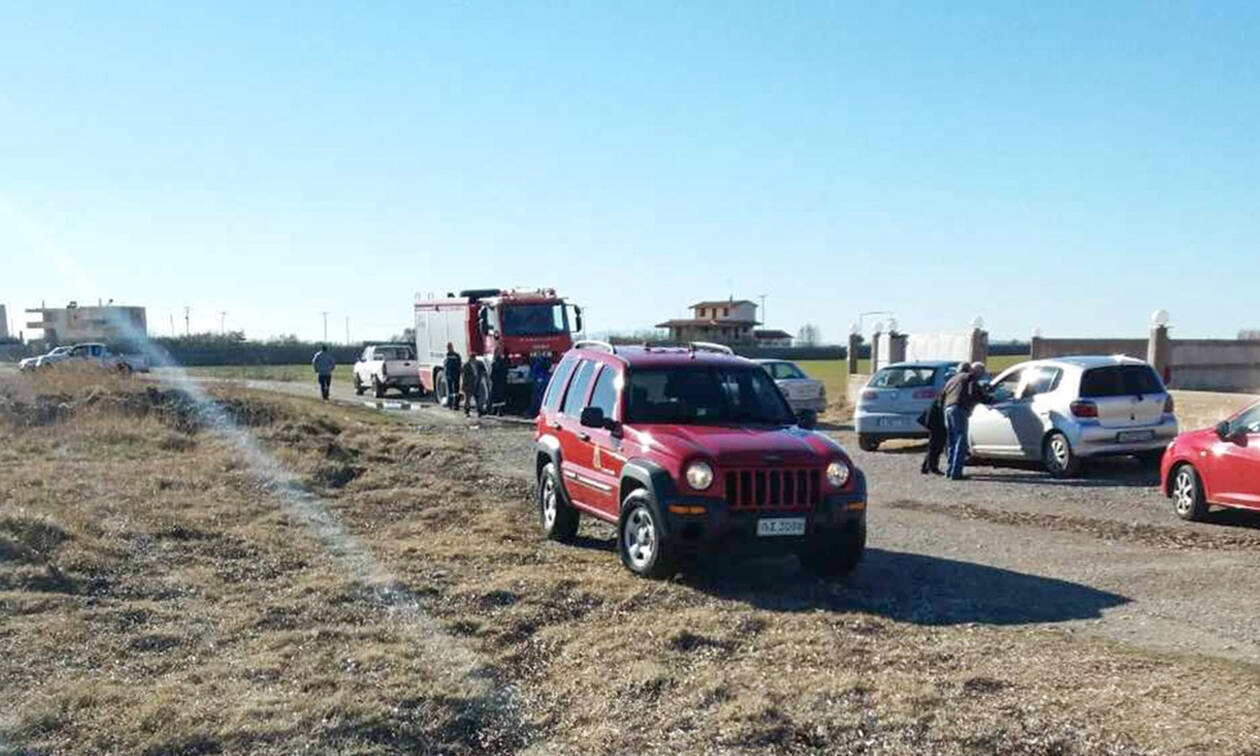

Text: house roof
xmin=754 ymin=329 xmax=793 ymax=340
xmin=655 ymin=318 xmax=760 ymax=328
xmin=689 ymin=299 xmax=756 ymax=310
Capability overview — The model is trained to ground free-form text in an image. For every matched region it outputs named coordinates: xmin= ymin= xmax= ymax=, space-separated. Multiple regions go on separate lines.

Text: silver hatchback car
xmin=855 ymin=361 xmax=958 ymax=451
xmin=968 ymin=356 xmax=1178 ymax=476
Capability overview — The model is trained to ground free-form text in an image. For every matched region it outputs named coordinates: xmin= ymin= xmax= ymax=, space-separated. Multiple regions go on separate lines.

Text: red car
xmin=533 ymin=341 xmax=867 ymax=578
xmin=1161 ymin=400 xmax=1260 ymax=520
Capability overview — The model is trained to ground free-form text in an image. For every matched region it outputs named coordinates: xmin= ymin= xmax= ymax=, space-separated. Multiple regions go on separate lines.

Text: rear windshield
xmin=869 ymin=366 xmax=938 ymax=389
xmin=376 ymin=346 xmax=414 ymax=360
xmin=625 ymin=367 xmax=795 ymax=425
xmin=763 ymin=362 xmax=807 ymax=380
xmin=1079 ymin=365 xmax=1164 ymax=397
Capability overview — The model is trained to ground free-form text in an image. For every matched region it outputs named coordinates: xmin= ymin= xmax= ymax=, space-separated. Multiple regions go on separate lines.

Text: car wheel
xmin=799 ymin=522 xmax=866 ymax=578
xmin=372 ymin=376 xmax=385 ymax=398
xmin=1043 ymin=431 xmax=1081 ymax=478
xmin=434 ymin=371 xmax=448 ymax=406
xmin=538 ymin=463 xmax=579 ymax=541
xmin=1171 ymin=464 xmax=1208 ymax=521
xmin=858 ymin=434 xmax=879 ymax=452
xmin=798 ymin=410 xmax=818 ymax=430
xmin=618 ymin=490 xmax=675 ymax=579
xmin=353 ymin=375 xmax=365 ymax=395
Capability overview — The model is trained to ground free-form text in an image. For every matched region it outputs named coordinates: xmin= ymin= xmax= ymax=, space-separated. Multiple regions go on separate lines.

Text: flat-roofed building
xmin=25 ymin=302 xmax=147 ymax=345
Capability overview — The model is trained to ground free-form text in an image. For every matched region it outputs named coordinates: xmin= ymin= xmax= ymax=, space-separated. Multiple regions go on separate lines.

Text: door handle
xmin=578 ymin=432 xmax=591 ymax=442
xmin=550 ymin=422 xmax=562 ymax=431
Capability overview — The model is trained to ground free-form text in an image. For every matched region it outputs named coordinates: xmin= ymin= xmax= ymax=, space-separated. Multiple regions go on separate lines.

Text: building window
xmin=723 ymin=308 xmax=729 ymax=317
xmin=698 ymin=308 xmax=705 ymax=317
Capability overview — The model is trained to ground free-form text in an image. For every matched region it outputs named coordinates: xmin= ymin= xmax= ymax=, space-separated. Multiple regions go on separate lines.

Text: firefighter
xmin=528 ymin=354 xmax=551 ymax=416
xmin=461 ymin=358 xmax=482 ymax=417
xmin=442 ymin=343 xmax=461 ymax=409
xmin=311 ymin=345 xmax=335 ymax=401
xmin=489 ymin=348 xmax=508 ymax=416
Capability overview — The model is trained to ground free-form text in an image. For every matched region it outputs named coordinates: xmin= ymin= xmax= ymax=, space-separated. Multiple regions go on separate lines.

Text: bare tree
xmin=1240 ymin=329 xmax=1260 ymax=341
xmin=797 ymin=324 xmax=822 ymax=346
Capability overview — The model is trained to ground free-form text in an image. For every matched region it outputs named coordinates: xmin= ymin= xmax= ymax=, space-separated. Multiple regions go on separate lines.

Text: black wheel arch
xmin=535 ymin=436 xmax=572 ymax=508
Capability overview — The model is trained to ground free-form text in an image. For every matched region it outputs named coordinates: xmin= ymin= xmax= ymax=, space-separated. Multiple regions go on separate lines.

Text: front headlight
xmin=826 ymin=460 xmax=851 ymax=488
xmin=685 ymin=461 xmax=714 ymax=491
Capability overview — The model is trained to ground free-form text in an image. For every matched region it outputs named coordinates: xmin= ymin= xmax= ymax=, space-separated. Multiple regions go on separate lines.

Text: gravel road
xmin=181 ymin=369 xmax=1260 ymax=665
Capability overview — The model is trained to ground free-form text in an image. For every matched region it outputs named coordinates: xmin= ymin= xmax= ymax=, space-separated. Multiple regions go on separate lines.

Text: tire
xmin=538 ymin=463 xmax=579 ymax=542
xmin=354 ymin=375 xmax=366 ymax=396
xmin=475 ymin=370 xmax=491 ymax=414
xmin=1043 ymin=431 xmax=1081 ymax=478
xmin=799 ymin=522 xmax=866 ymax=578
xmin=1170 ymin=464 xmax=1209 ymax=521
xmin=372 ymin=376 xmax=385 ymax=398
xmin=858 ymin=434 xmax=880 ymax=452
xmin=618 ymin=490 xmax=675 ymax=579
xmin=798 ymin=410 xmax=818 ymax=430
xmin=434 ymin=370 xmax=449 ymax=406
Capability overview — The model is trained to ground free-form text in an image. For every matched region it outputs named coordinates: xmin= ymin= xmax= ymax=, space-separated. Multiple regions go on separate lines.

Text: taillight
xmin=1070 ymin=400 xmax=1098 ymax=418
xmin=1163 ymin=395 xmax=1175 ymax=414
xmin=913 ymin=389 xmax=937 ymax=400
xmin=862 ymin=390 xmax=877 ymax=401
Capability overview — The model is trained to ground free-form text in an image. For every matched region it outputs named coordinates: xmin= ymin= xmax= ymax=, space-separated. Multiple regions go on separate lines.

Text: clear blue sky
xmin=2 ymin=1 xmax=1257 ymax=343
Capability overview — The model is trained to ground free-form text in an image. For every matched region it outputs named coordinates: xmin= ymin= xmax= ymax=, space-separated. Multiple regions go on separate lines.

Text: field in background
xmin=797 ymin=355 xmax=1028 ymax=404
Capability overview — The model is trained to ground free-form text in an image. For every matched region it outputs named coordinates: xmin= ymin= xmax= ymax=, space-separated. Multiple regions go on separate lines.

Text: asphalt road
xmin=166 ymin=368 xmax=1260 ymax=664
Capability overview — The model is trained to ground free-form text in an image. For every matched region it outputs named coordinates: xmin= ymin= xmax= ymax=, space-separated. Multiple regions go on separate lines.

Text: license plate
xmin=880 ymin=417 xmax=904 ymax=428
xmin=757 ymin=517 xmax=806 ymax=537
xmin=1117 ymin=430 xmax=1155 ymax=443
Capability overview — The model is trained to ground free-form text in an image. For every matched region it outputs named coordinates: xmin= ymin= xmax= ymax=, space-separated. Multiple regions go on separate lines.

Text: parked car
xmin=855 ymin=361 xmax=958 ymax=451
xmin=353 ymin=344 xmax=421 ymax=397
xmin=968 ymin=356 xmax=1177 ymax=477
xmin=534 ymin=341 xmax=867 ymax=579
xmin=755 ymin=359 xmax=826 ymax=428
xmin=18 ymin=346 xmax=70 ymax=371
xmin=1160 ymin=399 xmax=1260 ymax=520
xmin=22 ymin=343 xmax=148 ymax=373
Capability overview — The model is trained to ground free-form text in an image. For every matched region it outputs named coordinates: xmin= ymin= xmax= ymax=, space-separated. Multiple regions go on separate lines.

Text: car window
xmin=587 ymin=365 xmax=620 ymax=419
xmin=1079 ymin=365 xmax=1164 ymax=397
xmin=870 ymin=366 xmax=937 ymax=388
xmin=625 ymin=367 xmax=794 ymax=425
xmin=1232 ymin=404 xmax=1260 ymax=434
xmin=561 ymin=360 xmax=596 ymax=416
xmin=1022 ymin=367 xmax=1062 ymax=398
xmin=542 ymin=358 xmax=576 ymax=413
xmin=766 ymin=362 xmax=806 ymax=380
xmin=987 ymin=369 xmax=1022 ymax=402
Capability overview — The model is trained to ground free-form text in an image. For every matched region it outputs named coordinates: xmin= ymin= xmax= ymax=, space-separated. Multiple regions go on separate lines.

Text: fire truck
xmin=414 ymin=288 xmax=583 ymax=409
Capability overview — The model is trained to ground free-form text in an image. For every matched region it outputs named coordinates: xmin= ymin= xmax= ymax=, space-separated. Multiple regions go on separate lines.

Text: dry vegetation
xmin=3 ymin=370 xmax=1260 ymax=754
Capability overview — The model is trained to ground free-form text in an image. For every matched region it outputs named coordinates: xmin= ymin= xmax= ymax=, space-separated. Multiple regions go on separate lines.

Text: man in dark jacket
xmin=489 ymin=348 xmax=508 ymax=416
xmin=442 ymin=343 xmax=461 ymax=410
xmin=461 ymin=358 xmax=482 ymax=417
xmin=917 ymin=391 xmax=947 ymax=475
xmin=941 ymin=362 xmax=990 ymax=480
xmin=312 ymin=345 xmax=336 ymax=401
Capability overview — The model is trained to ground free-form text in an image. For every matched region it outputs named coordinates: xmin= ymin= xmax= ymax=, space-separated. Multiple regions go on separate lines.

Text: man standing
xmin=312 ymin=345 xmax=335 ymax=401
xmin=442 ymin=343 xmax=461 ymax=410
xmin=489 ymin=348 xmax=508 ymax=416
xmin=528 ymin=354 xmax=551 ymax=416
xmin=918 ymin=390 xmax=947 ymax=475
xmin=461 ymin=358 xmax=482 ymax=417
xmin=941 ymin=362 xmax=990 ymax=480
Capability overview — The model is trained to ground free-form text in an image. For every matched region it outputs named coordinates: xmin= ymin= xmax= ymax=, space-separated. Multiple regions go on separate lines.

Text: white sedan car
xmin=755 ymin=359 xmax=826 ymax=428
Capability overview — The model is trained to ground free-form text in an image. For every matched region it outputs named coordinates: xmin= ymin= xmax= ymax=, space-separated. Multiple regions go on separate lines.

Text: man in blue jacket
xmin=312 ymin=345 xmax=336 ymax=401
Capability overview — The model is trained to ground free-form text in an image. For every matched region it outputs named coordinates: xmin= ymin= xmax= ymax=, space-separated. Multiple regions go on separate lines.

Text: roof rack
xmin=573 ymin=339 xmax=617 ymax=354
xmin=689 ymin=341 xmax=735 ymax=355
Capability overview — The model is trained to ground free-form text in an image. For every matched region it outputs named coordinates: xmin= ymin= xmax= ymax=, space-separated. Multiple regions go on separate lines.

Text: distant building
xmin=25 ymin=302 xmax=147 ymax=345
xmin=655 ymin=298 xmax=760 ymax=345
xmin=753 ymin=329 xmax=794 ymax=347
xmin=0 ymin=304 xmax=8 ymax=339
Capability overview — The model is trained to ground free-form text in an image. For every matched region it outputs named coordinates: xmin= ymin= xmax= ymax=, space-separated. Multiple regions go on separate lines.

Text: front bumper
xmin=1067 ymin=417 xmax=1179 ymax=458
xmin=660 ymin=489 xmax=867 ymax=555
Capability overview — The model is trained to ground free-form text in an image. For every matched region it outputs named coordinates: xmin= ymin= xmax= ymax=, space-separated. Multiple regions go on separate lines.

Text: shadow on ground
xmin=676 ymin=548 xmax=1129 ymax=626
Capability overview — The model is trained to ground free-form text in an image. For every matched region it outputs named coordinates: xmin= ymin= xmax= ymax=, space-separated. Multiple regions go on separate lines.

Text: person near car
xmin=442 ymin=343 xmax=462 ymax=410
xmin=528 ymin=354 xmax=551 ymax=416
xmin=311 ymin=345 xmax=336 ymax=401
xmin=489 ymin=348 xmax=508 ymax=416
xmin=941 ymin=361 xmax=991 ymax=480
xmin=460 ymin=358 xmax=482 ymax=417
xmin=917 ymin=391 xmax=947 ymax=475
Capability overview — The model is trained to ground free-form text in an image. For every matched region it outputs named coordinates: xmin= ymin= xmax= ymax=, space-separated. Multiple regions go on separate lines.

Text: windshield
xmin=764 ymin=361 xmax=807 ymax=380
xmin=376 ymin=346 xmax=414 ymax=360
xmin=501 ymin=303 xmax=568 ymax=337
xmin=625 ymin=366 xmax=795 ymax=425
xmin=870 ymin=365 xmax=938 ymax=389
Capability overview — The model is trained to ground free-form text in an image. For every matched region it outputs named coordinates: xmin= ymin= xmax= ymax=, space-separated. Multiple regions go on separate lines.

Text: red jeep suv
xmin=534 ymin=341 xmax=867 ymax=578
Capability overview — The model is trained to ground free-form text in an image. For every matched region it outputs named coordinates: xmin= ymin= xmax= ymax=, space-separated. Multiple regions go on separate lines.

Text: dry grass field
xmin=4 ymin=369 xmax=1260 ymax=753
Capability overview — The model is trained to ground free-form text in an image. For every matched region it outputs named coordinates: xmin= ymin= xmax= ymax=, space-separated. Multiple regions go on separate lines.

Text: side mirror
xmin=574 ymin=306 xmax=583 ymax=334
xmin=1231 ymin=428 xmax=1249 ymax=446
xmin=1216 ymin=421 xmax=1232 ymax=441
xmin=580 ymin=406 xmax=605 ymax=429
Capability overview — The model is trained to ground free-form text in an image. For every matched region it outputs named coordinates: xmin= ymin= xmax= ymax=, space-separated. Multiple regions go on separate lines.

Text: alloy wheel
xmin=541 ymin=477 xmax=557 ymax=530
xmin=623 ymin=508 xmax=656 ymax=570
xmin=1173 ymin=468 xmax=1196 ymax=517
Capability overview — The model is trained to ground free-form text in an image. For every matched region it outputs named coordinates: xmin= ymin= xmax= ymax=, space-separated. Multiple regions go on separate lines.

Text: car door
xmin=555 ymin=359 xmax=601 ymax=511
xmin=1211 ymin=404 xmax=1260 ymax=508
xmin=578 ymin=364 xmax=626 ymax=517
xmin=968 ymin=368 xmax=1024 ymax=455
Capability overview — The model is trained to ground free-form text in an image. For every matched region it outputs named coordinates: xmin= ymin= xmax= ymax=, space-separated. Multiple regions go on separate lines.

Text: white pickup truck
xmin=353 ymin=344 xmax=421 ymax=397
xmin=20 ymin=342 xmax=149 ymax=373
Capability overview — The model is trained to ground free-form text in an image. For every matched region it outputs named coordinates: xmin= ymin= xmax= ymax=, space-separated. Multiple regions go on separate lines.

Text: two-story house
xmin=655 ymin=299 xmax=760 ymax=344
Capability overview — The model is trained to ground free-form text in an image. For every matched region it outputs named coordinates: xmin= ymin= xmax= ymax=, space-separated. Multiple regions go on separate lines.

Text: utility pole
xmin=219 ymin=311 xmax=227 ymax=334
xmin=169 ymin=313 xmax=175 ymax=336
xmin=344 ymin=316 xmax=350 ymax=345
xmin=320 ymin=311 xmax=329 ymax=342
xmin=184 ymin=306 xmax=190 ymax=335
xmin=757 ymin=294 xmax=767 ymax=325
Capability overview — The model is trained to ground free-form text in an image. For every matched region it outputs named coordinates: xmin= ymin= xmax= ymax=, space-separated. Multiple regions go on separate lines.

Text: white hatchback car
xmin=968 ymin=356 xmax=1178 ymax=476
xmin=855 ymin=361 xmax=958 ymax=451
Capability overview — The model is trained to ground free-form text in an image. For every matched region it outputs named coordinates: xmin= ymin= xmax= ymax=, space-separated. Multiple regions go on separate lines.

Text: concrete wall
xmin=905 ymin=331 xmax=972 ymax=363
xmin=1030 ymin=338 xmax=1147 ymax=361
xmin=1168 ymin=340 xmax=1260 ymax=392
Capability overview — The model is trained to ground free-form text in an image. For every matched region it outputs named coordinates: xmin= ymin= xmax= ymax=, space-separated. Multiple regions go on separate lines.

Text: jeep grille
xmin=723 ymin=468 xmax=821 ymax=511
